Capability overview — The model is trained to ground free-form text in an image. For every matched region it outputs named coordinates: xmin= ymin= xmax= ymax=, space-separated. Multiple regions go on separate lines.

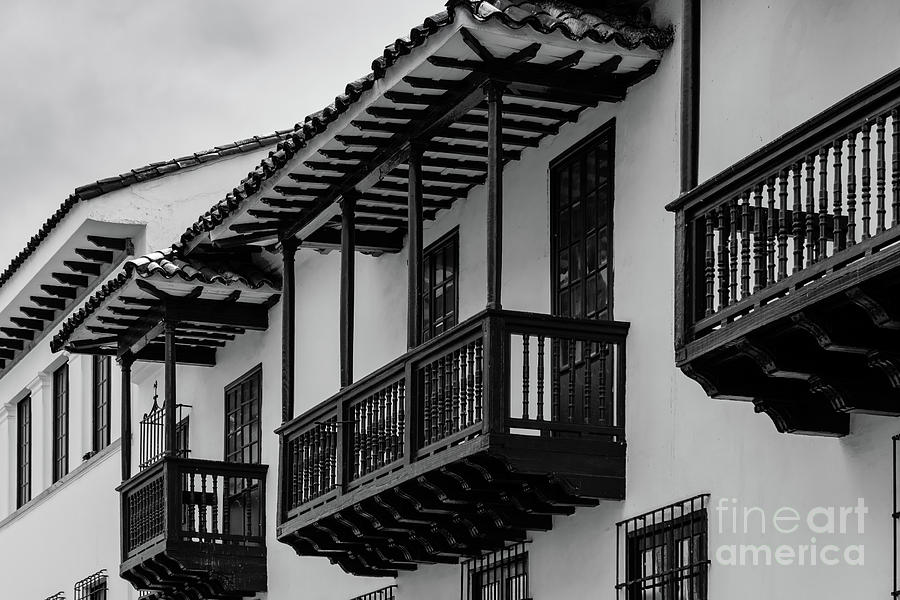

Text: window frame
xmin=16 ymin=395 xmax=31 ymax=508
xmin=549 ymin=119 xmax=616 ymax=321
xmin=421 ymin=227 xmax=460 ymax=343
xmin=91 ymin=355 xmax=112 ymax=452
xmin=52 ymin=362 xmax=70 ymax=482
xmin=461 ymin=542 xmax=530 ymax=600
xmin=224 ymin=364 xmax=262 ymax=465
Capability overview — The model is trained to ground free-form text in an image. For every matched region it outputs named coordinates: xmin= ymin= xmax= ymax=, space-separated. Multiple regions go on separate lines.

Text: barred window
xmin=422 ymin=229 xmax=459 ymax=342
xmin=74 ymin=570 xmax=107 ymax=600
xmin=16 ymin=395 xmax=31 ymax=508
xmin=461 ymin=542 xmax=529 ymax=600
xmin=43 ymin=593 xmax=65 ymax=600
xmin=351 ymin=586 xmax=396 ymax=600
xmin=52 ymin=363 xmax=69 ymax=482
xmin=92 ymin=355 xmax=112 ymax=452
xmin=617 ymin=495 xmax=709 ymax=600
xmin=893 ymin=434 xmax=900 ymax=596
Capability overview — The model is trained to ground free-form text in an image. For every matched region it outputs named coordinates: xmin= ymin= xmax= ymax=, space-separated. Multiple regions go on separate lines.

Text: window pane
xmin=421 ymin=232 xmax=459 ymax=343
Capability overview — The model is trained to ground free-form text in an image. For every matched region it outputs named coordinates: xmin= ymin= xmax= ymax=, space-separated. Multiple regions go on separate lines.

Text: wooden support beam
xmin=135 ymin=343 xmax=216 ymax=367
xmin=340 ymin=195 xmax=356 ymax=388
xmin=288 ymin=173 xmax=345 ymax=185
xmin=408 ymin=145 xmax=424 ymax=349
xmin=0 ymin=348 xmax=14 ymax=360
xmin=119 ymin=353 xmax=133 ymax=481
xmin=213 ymin=231 xmax=280 ymax=248
xmin=425 ymin=141 xmax=521 ymax=161
xmin=0 ymin=337 xmax=23 ymax=351
xmin=547 ymin=50 xmax=585 ymax=71
xmin=9 ymin=317 xmax=42 ymax=331
xmin=88 ymin=235 xmax=130 ymax=251
xmin=474 ymin=101 xmax=579 ymax=123
xmin=260 ymin=197 xmax=313 ymax=209
xmin=164 ymin=320 xmax=177 ymax=456
xmin=230 ymin=221 xmax=286 ymax=234
xmin=373 ymin=180 xmax=470 ymax=198
xmin=401 ymin=77 xmax=458 ymax=91
xmin=74 ymin=248 xmax=114 ymax=263
xmin=282 ymin=238 xmax=298 ymax=423
xmin=51 ymin=272 xmax=89 ymax=287
xmin=0 ymin=327 xmax=34 ymax=341
xmin=365 ymin=107 xmax=424 ymax=120
xmin=41 ymin=284 xmax=77 ymax=299
xmin=486 ymin=81 xmax=505 ymax=310
xmin=301 ymin=229 xmax=404 ymax=254
xmin=280 ymin=73 xmax=489 ymax=245
xmin=31 ymin=295 xmax=65 ymax=310
xmin=20 ymin=306 xmax=54 ymax=321
xmin=63 ymin=260 xmax=102 ymax=276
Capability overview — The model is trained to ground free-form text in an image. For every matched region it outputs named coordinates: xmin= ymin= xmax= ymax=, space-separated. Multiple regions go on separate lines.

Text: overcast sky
xmin=0 ymin=0 xmax=445 ymax=266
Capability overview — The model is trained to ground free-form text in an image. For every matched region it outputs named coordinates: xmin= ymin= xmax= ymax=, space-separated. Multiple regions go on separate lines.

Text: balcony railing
xmin=120 ymin=457 xmax=267 ymax=559
xmin=671 ymin=68 xmax=900 ymax=352
xmin=279 ymin=308 xmax=627 ymax=519
xmin=351 ymin=586 xmax=397 ymax=600
xmin=119 ymin=457 xmax=268 ymax=597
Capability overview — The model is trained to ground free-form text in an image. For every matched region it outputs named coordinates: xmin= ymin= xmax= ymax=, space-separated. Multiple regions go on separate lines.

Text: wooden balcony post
xmin=486 ymin=80 xmax=506 ymax=310
xmin=164 ymin=319 xmax=178 ymax=456
xmin=340 ymin=194 xmax=357 ymax=388
xmin=482 ymin=314 xmax=508 ymax=435
xmin=119 ymin=352 xmax=134 ymax=481
xmin=408 ymin=143 xmax=425 ymax=349
xmin=282 ymin=237 xmax=298 ymax=423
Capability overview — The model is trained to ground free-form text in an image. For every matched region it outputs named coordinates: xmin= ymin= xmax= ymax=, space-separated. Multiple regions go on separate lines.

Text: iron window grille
xmin=52 ymin=363 xmax=69 ymax=482
xmin=74 ymin=570 xmax=107 ymax=600
xmin=617 ymin=494 xmax=709 ymax=600
xmin=92 ymin=355 xmax=112 ymax=452
xmin=461 ymin=542 xmax=531 ymax=600
xmin=350 ymin=585 xmax=397 ymax=600
xmin=16 ymin=395 xmax=31 ymax=508
xmin=44 ymin=593 xmax=65 ymax=600
xmin=138 ymin=386 xmax=190 ymax=470
xmin=422 ymin=228 xmax=459 ymax=342
xmin=550 ymin=123 xmax=615 ymax=321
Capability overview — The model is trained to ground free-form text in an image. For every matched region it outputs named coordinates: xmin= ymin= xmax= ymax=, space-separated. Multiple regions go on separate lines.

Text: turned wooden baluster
xmin=432 ymin=360 xmax=441 ymax=442
xmin=753 ymin=184 xmax=765 ymax=292
xmin=597 ymin=343 xmax=607 ymax=423
xmin=444 ymin=355 xmax=452 ymax=438
xmin=536 ymin=335 xmax=545 ymax=420
xmin=199 ymin=473 xmax=207 ymax=533
xmin=777 ymin=172 xmax=789 ymax=280
xmin=704 ymin=211 xmax=715 ymax=314
xmin=451 ymin=351 xmax=460 ymax=433
xmin=422 ymin=364 xmax=431 ymax=446
xmin=522 ymin=335 xmax=530 ymax=419
xmin=877 ymin=115 xmax=887 ymax=234
xmin=767 ymin=178 xmax=776 ymax=284
xmin=818 ymin=147 xmax=829 ymax=260
xmin=551 ymin=338 xmax=560 ymax=422
xmin=729 ymin=198 xmax=738 ymax=301
xmin=717 ymin=207 xmax=729 ymax=308
xmin=474 ymin=339 xmax=483 ymax=423
xmin=792 ymin=163 xmax=804 ymax=271
xmin=211 ymin=476 xmax=218 ymax=534
xmin=847 ymin=131 xmax=858 ymax=246
xmin=805 ymin=156 xmax=817 ymax=261
xmin=893 ymin=108 xmax=900 ymax=227
xmin=741 ymin=191 xmax=751 ymax=298
xmin=397 ymin=382 xmax=405 ymax=458
xmin=833 ymin=138 xmax=844 ymax=251
xmin=862 ymin=120 xmax=873 ymax=239
xmin=460 ymin=346 xmax=470 ymax=428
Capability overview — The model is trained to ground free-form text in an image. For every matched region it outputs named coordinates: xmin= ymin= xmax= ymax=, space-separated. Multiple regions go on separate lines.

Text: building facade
xmin=2 ymin=1 xmax=900 ymax=599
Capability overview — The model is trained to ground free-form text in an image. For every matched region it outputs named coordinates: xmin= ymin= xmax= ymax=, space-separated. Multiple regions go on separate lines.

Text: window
xmin=461 ymin=543 xmax=529 ymax=600
xmin=225 ymin=365 xmax=262 ymax=464
xmin=52 ymin=363 xmax=69 ymax=482
xmin=74 ymin=570 xmax=107 ymax=600
xmin=617 ymin=495 xmax=709 ymax=600
xmin=92 ymin=355 xmax=112 ymax=452
xmin=422 ymin=229 xmax=459 ymax=342
xmin=16 ymin=395 xmax=31 ymax=508
xmin=44 ymin=593 xmax=65 ymax=600
xmin=551 ymin=123 xmax=614 ymax=320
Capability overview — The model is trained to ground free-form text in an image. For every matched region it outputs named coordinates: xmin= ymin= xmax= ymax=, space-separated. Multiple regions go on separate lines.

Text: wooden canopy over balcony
xmin=181 ymin=3 xmax=669 ymax=255
xmin=51 ymin=247 xmax=280 ymax=365
xmin=668 ymin=67 xmax=900 ymax=436
xmin=277 ymin=310 xmax=628 ymax=576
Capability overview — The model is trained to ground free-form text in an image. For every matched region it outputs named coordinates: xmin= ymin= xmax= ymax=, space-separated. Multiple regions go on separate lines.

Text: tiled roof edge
xmin=0 ymin=130 xmax=293 ymax=294
xmin=176 ymin=1 xmax=673 ymax=250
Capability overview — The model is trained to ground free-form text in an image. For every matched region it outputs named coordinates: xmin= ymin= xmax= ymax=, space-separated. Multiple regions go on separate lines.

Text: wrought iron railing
xmin=138 ymin=401 xmax=190 ymax=471
xmin=119 ymin=457 xmax=267 ymax=561
xmin=74 ymin=570 xmax=107 ymax=600
xmin=279 ymin=309 xmax=627 ymax=517
xmin=350 ymin=586 xmax=397 ymax=600
xmin=670 ymin=68 xmax=900 ymax=352
xmin=461 ymin=542 xmax=530 ymax=600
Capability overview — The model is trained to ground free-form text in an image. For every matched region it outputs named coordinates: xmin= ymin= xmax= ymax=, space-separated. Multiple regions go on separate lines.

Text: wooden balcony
xmin=669 ymin=67 xmax=900 ymax=436
xmin=119 ymin=457 xmax=268 ymax=600
xmin=276 ymin=309 xmax=628 ymax=576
